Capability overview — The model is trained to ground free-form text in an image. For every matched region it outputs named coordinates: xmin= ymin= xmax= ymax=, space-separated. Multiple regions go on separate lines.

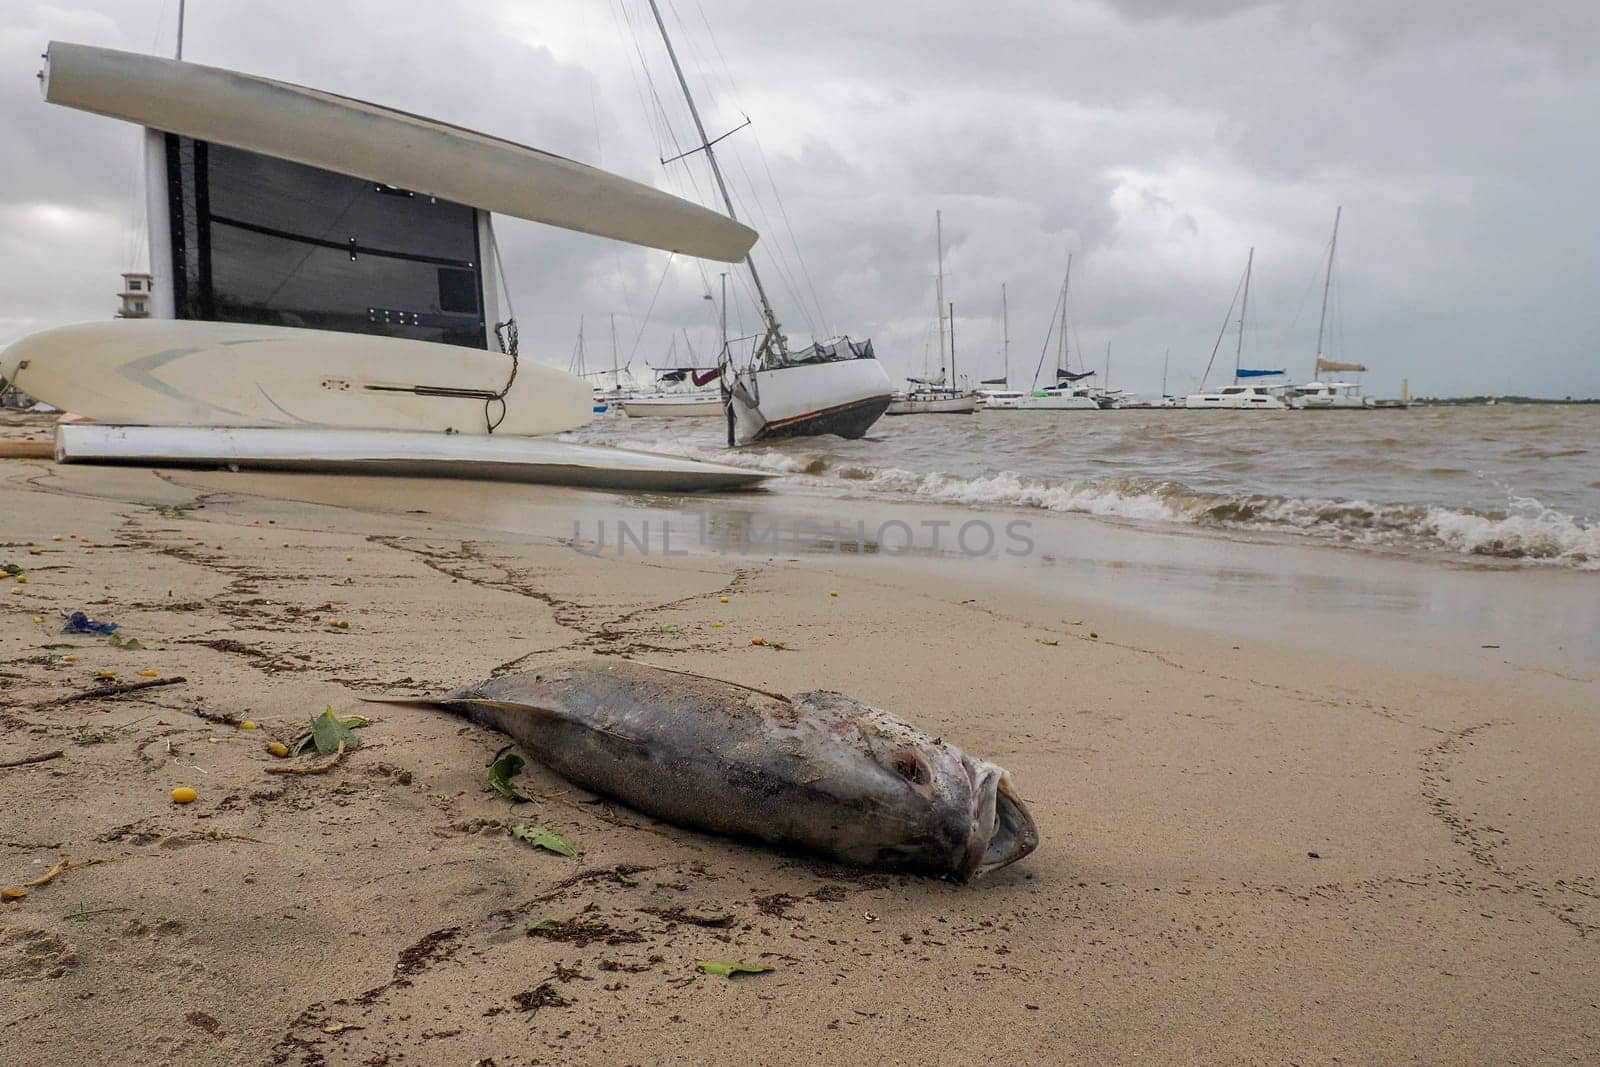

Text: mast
xmin=1314 ymin=205 xmax=1341 ymax=379
xmin=176 ymin=0 xmax=186 ymax=60
xmin=1059 ymin=254 xmax=1073 ymax=375
xmin=719 ymin=272 xmax=728 ymax=356
xmin=1234 ymin=247 xmax=1254 ymax=382
xmin=949 ymin=302 xmax=957 ymax=386
xmin=935 ymin=210 xmax=946 ymax=379
xmin=1161 ymin=347 xmax=1170 ymax=397
xmin=1104 ymin=341 xmax=1111 ymax=387
xmin=610 ymin=313 xmax=620 ymax=391
xmin=1001 ymin=283 xmax=1010 ymax=386
xmin=644 ymin=0 xmax=783 ymax=356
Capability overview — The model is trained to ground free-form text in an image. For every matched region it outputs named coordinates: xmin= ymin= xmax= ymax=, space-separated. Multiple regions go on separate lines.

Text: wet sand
xmin=2 ymin=424 xmax=1597 ymax=1064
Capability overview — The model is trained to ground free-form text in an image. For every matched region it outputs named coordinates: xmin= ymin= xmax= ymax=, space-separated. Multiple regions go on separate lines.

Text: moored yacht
xmin=1288 ymin=380 xmax=1372 ymax=409
xmin=1184 ymin=248 xmax=1287 ymax=411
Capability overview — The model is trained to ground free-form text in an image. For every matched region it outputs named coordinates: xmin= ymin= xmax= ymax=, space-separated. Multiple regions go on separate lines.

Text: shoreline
xmin=2 ymin=452 xmax=1597 ymax=1064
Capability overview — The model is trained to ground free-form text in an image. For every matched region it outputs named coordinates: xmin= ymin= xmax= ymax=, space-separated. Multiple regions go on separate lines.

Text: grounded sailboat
xmin=641 ymin=0 xmax=893 ymax=445
xmin=2 ymin=41 xmax=769 ymax=490
xmin=1185 ymin=248 xmax=1287 ymax=410
xmin=986 ymin=255 xmax=1100 ymax=411
xmin=1287 ymin=206 xmax=1374 ymax=410
xmin=887 ymin=211 xmax=978 ymax=415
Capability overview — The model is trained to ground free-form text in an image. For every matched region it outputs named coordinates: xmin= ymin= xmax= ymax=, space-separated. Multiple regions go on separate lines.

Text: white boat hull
xmin=55 ymin=424 xmax=769 ymax=491
xmin=985 ymin=393 xmax=1099 ymax=411
xmin=620 ymin=393 xmax=723 ymax=418
xmin=42 ymin=42 xmax=755 ymax=263
xmin=1184 ymin=390 xmax=1286 ymax=410
xmin=885 ymin=392 xmax=978 ymax=415
xmin=1 ymin=319 xmax=592 ymax=436
xmin=727 ymin=358 xmax=894 ymax=444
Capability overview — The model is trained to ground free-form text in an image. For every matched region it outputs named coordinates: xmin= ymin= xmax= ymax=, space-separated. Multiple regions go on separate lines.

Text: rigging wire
xmin=1029 ymin=272 xmax=1068 ymax=391
xmin=1197 ymin=259 xmax=1249 ymax=391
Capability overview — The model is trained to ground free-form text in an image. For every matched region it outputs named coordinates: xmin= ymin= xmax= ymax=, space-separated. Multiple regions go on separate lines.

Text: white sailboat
xmin=1287 ymin=206 xmax=1374 ymax=410
xmin=2 ymin=41 xmax=769 ymax=490
xmin=976 ymin=282 xmax=1017 ymax=409
xmin=640 ymin=0 xmax=894 ymax=444
xmin=987 ymin=256 xmax=1100 ymax=411
xmin=1185 ymin=248 xmax=1287 ymax=410
xmin=887 ymin=211 xmax=978 ymax=416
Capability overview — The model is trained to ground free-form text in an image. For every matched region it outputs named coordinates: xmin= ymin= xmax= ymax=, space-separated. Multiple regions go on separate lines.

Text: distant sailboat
xmin=1288 ymin=206 xmax=1374 ymax=409
xmin=1185 ymin=248 xmax=1287 ymax=410
xmin=887 ymin=211 xmax=978 ymax=415
xmin=987 ymin=255 xmax=1100 ymax=411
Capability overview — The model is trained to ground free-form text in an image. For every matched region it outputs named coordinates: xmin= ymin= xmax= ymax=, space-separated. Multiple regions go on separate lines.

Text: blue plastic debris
xmin=62 ymin=611 xmax=119 ymax=635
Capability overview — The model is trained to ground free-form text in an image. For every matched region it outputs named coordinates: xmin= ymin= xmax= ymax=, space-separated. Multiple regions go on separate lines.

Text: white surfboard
xmin=55 ymin=424 xmax=771 ymax=492
xmin=1 ymin=319 xmax=591 ymax=436
xmin=41 ymin=41 xmax=757 ymax=263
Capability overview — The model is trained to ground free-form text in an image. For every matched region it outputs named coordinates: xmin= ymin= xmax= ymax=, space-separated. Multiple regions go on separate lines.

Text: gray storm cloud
xmin=1 ymin=0 xmax=1595 ymax=397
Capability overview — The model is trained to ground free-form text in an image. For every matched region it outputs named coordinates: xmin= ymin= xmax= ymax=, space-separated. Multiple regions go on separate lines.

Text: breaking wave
xmin=857 ymin=467 xmax=1600 ymax=566
xmin=789 ymin=464 xmax=1600 ymax=569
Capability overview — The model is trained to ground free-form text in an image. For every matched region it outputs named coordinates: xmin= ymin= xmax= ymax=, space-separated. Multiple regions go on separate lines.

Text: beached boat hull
xmin=54 ymin=424 xmax=769 ymax=491
xmin=620 ymin=393 xmax=723 ymax=418
xmin=41 ymin=41 xmax=755 ymax=263
xmin=0 ymin=319 xmax=592 ymax=436
xmin=727 ymin=358 xmax=894 ymax=444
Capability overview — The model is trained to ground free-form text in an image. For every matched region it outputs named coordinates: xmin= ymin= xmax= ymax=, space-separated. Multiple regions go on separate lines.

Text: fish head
xmin=868 ymin=732 xmax=1039 ymax=883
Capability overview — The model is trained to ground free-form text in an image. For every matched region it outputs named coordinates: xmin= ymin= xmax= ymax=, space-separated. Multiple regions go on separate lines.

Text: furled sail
xmin=1236 ymin=368 xmax=1285 ymax=378
xmin=1316 ymin=357 xmax=1368 ymax=373
xmin=1056 ymin=368 xmax=1095 ymax=382
xmin=40 ymin=41 xmax=758 ymax=263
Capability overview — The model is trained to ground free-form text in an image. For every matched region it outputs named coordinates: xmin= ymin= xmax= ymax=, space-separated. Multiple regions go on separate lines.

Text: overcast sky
xmin=2 ymin=0 xmax=1596 ymax=397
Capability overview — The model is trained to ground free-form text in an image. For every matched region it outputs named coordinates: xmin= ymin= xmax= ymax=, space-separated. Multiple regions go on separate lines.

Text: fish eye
xmin=891 ymin=749 xmax=930 ymax=785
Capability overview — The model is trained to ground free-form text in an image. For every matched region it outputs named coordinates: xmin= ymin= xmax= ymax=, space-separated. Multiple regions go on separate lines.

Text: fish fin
xmin=463 ymin=698 xmax=648 ymax=746
xmin=357 ymin=693 xmax=453 ymax=706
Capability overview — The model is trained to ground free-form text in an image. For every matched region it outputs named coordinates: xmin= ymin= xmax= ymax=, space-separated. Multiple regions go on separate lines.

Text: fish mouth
xmin=957 ymin=758 xmax=1040 ymax=882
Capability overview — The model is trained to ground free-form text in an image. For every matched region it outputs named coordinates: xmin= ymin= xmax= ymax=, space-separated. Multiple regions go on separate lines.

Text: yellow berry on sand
xmin=345 ymin=555 xmax=353 ymax=562
xmin=171 ymin=786 xmax=198 ymax=804
xmin=267 ymin=741 xmax=289 ymax=758
xmin=240 ymin=720 xmax=258 ymax=730
xmin=719 ymin=596 xmax=729 ymax=604
xmin=32 ymin=616 xmax=43 ymax=625
xmin=138 ymin=669 xmax=158 ymax=677
xmin=97 ymin=670 xmax=115 ymax=678
xmin=829 ymin=591 xmax=838 ymax=597
xmin=1 ymin=887 xmax=27 ymax=901
xmin=51 ymin=535 xmax=63 ymax=542
xmin=751 ymin=636 xmax=764 ymax=646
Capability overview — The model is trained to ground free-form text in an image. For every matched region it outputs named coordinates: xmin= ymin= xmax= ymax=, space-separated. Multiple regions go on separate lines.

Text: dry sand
xmin=1 ymin=414 xmax=1597 ymax=1065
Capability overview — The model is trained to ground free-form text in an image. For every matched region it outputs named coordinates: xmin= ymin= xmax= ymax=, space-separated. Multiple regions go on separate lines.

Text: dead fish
xmin=372 ymin=660 xmax=1037 ymax=881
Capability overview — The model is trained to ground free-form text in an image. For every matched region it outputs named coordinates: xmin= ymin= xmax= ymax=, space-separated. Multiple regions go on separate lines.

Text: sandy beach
xmin=2 ymin=416 xmax=1597 ymax=1065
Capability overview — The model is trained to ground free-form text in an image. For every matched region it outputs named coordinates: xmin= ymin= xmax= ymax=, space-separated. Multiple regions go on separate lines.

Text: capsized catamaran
xmin=1 ymin=41 xmax=769 ymax=488
xmin=640 ymin=0 xmax=894 ymax=444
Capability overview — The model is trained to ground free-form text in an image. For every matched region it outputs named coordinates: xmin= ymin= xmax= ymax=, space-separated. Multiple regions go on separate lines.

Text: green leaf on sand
xmin=697 ymin=960 xmax=775 ymax=978
xmin=512 ymin=825 xmax=578 ymax=857
xmin=290 ymin=712 xmax=373 ymax=756
xmin=488 ymin=753 xmax=529 ymax=802
xmin=309 ymin=706 xmax=362 ymax=756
